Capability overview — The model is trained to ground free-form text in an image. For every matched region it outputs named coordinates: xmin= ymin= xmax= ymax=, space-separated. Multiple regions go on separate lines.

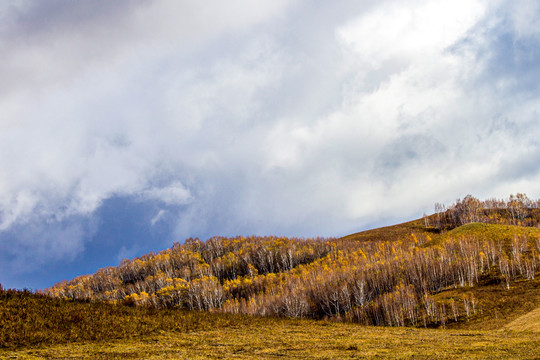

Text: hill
xmin=2 ymin=193 xmax=540 ymax=357
xmin=339 ymin=218 xmax=430 ymax=243
xmin=42 ymin=197 xmax=540 ymax=328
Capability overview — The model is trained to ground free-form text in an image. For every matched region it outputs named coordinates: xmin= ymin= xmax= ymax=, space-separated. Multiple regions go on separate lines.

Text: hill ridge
xmin=44 ymin=221 xmax=540 ymax=330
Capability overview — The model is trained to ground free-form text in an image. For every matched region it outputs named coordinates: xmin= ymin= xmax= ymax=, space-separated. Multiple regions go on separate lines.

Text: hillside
xmin=42 ymin=194 xmax=540 ymax=329
xmin=504 ymin=307 xmax=540 ymax=332
xmin=2 ymin=193 xmax=539 ymax=357
xmin=339 ymin=218 xmax=431 ymax=244
xmin=337 ymin=220 xmax=540 ymax=330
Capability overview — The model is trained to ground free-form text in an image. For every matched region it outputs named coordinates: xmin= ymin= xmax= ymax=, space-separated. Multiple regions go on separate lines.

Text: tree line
xmin=425 ymin=193 xmax=540 ymax=229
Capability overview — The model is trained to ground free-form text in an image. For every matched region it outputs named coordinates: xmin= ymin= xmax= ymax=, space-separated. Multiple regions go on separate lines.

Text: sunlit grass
xmin=3 ymin=318 xmax=539 ymax=359
xmin=504 ymin=307 xmax=540 ymax=332
xmin=2 ymin=286 xmax=539 ymax=359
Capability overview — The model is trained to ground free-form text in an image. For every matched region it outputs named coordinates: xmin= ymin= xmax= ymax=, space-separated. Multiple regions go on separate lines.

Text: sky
xmin=1 ymin=0 xmax=540 ymax=290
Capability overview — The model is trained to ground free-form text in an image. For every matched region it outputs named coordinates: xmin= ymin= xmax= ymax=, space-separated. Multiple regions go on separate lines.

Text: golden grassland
xmin=339 ymin=219 xmax=429 ymax=244
xmin=349 ymin=220 xmax=540 ymax=248
xmin=2 ymin=312 xmax=540 ymax=359
xmin=1 ymin=276 xmax=539 ymax=359
xmin=440 ymin=222 xmax=540 ymax=244
xmin=504 ymin=307 xmax=540 ymax=332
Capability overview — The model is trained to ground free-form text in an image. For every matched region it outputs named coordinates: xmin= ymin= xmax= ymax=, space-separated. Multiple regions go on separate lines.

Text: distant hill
xmin=43 ymin=194 xmax=540 ymax=330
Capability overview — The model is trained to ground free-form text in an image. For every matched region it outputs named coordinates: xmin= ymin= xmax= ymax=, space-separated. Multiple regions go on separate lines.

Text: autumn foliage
xmin=45 ymin=194 xmax=540 ymax=328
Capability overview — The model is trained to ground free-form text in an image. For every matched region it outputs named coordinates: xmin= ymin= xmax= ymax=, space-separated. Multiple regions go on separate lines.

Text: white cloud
xmin=142 ymin=183 xmax=191 ymax=206
xmin=508 ymin=0 xmax=540 ymax=39
xmin=362 ymin=7 xmax=480 ymax=74
xmin=0 ymin=220 xmax=86 ymax=274
xmin=0 ymin=191 xmax=38 ymax=230
xmin=247 ymin=0 xmax=540 ymax=230
xmin=0 ymin=1 xmax=292 ymax=229
xmin=150 ymin=209 xmax=167 ymax=226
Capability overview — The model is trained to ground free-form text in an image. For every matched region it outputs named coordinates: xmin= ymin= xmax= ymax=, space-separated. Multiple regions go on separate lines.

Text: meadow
xmin=1 ymin=288 xmax=538 ymax=359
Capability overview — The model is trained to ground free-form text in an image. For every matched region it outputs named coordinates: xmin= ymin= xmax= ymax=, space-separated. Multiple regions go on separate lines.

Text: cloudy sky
xmin=1 ymin=0 xmax=539 ymax=289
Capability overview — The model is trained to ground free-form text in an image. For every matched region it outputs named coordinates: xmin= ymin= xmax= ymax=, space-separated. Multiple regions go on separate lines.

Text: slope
xmin=339 ymin=219 xmax=433 ymax=243
xmin=504 ymin=307 xmax=540 ymax=332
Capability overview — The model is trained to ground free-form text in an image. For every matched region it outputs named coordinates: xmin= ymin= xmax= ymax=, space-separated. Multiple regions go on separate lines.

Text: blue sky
xmin=1 ymin=0 xmax=540 ymax=290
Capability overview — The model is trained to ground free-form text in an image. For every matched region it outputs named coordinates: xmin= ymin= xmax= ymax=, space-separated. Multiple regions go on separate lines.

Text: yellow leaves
xmin=156 ymin=285 xmax=175 ymax=296
xmin=104 ymin=290 xmax=117 ymax=299
xmin=247 ymin=264 xmax=258 ymax=278
xmin=322 ymin=264 xmax=331 ymax=273
xmin=124 ymin=291 xmax=158 ymax=307
xmin=124 ymin=293 xmax=139 ymax=304
xmin=266 ymin=272 xmax=276 ymax=280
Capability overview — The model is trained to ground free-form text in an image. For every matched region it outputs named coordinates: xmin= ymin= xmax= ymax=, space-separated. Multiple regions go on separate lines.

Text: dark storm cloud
xmin=3 ymin=0 xmax=133 ymax=36
xmin=376 ymin=134 xmax=446 ymax=174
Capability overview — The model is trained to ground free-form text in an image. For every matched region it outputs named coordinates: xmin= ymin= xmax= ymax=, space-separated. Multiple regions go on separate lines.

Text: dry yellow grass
xmin=339 ymin=219 xmax=429 ymax=244
xmin=2 ymin=281 xmax=540 ymax=359
xmin=504 ymin=307 xmax=540 ymax=332
xmin=434 ymin=279 xmax=540 ymax=331
xmin=2 ymin=319 xmax=539 ymax=359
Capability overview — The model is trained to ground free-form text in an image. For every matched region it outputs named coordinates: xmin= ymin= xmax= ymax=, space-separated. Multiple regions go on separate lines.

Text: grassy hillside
xmin=504 ymin=307 xmax=540 ymax=332
xmin=440 ymin=222 xmax=540 ymax=244
xmin=0 ymin=288 xmax=250 ymax=348
xmin=42 ymin=218 xmax=539 ymax=328
xmin=339 ymin=219 xmax=430 ymax=243
xmin=433 ymin=278 xmax=540 ymax=330
xmin=428 ymin=223 xmax=540 ymax=329
xmin=344 ymin=219 xmax=540 ymax=247
xmin=344 ymin=221 xmax=540 ymax=330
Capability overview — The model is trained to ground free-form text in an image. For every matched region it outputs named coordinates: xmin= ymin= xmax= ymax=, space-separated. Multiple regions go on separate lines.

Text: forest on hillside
xmin=45 ymin=194 xmax=540 ymax=328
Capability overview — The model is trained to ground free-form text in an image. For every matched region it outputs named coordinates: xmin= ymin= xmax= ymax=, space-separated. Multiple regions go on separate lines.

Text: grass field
xmin=2 ymin=318 xmax=539 ymax=359
xmin=340 ymin=219 xmax=430 ymax=244
xmin=505 ymin=307 xmax=540 ymax=332
xmin=1 ymin=285 xmax=539 ymax=359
